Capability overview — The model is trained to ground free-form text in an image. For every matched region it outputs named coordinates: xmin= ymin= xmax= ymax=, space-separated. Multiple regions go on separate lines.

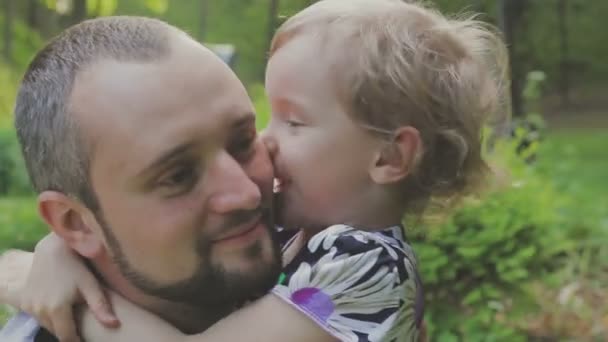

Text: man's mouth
xmin=211 ymin=213 xmax=265 ymax=246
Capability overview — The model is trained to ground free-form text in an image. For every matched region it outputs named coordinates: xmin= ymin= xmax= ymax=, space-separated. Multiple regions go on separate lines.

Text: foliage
xmin=0 ymin=128 xmax=32 ymax=196
xmin=518 ymin=129 xmax=608 ymax=340
xmin=0 ymin=63 xmax=17 ymax=128
xmin=0 ymin=305 xmax=15 ymax=328
xmin=0 ymin=76 xmax=33 ymax=199
xmin=42 ymin=0 xmax=169 ymax=16
xmin=250 ymin=83 xmax=270 ymax=130
xmin=0 ymin=0 xmax=606 ymax=337
xmin=404 ymin=122 xmax=608 ymax=341
xmin=0 ymin=197 xmax=46 ymax=253
xmin=408 ymin=129 xmax=577 ymax=340
xmin=6 ymin=0 xmax=608 ymax=91
xmin=407 ymin=70 xmax=607 ymax=340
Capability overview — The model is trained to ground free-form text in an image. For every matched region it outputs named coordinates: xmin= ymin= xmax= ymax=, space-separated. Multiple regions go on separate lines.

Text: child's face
xmin=262 ymin=34 xmax=381 ymax=231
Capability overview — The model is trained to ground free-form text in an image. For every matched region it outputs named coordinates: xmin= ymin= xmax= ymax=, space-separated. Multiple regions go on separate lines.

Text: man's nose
xmin=207 ymin=152 xmax=261 ymax=214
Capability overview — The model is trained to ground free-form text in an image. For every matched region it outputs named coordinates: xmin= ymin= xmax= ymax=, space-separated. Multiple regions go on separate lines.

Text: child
xmin=1 ymin=0 xmax=508 ymax=341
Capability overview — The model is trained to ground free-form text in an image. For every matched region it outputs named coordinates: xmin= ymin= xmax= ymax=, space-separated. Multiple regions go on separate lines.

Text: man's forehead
xmin=71 ymin=53 xmax=254 ymax=182
xmin=69 ymin=44 xmax=251 ymax=135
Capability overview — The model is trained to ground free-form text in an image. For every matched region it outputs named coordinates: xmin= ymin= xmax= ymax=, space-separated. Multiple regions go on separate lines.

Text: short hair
xmin=270 ymin=0 xmax=510 ymax=214
xmin=15 ymin=16 xmax=177 ymax=210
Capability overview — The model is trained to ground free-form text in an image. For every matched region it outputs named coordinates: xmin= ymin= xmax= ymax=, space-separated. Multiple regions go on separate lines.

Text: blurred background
xmin=0 ymin=0 xmax=606 ymax=340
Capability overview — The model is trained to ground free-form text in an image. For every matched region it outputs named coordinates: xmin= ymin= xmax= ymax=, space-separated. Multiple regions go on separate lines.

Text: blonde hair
xmin=270 ymin=0 xmax=510 ymax=215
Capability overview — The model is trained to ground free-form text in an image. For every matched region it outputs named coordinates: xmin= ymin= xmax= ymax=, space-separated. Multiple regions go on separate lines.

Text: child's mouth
xmin=273 ymin=178 xmax=283 ymax=193
xmin=273 ymin=175 xmax=291 ymax=194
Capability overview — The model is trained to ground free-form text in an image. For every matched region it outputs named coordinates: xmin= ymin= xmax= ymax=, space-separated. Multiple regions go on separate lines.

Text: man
xmin=0 ymin=16 xmax=282 ymax=341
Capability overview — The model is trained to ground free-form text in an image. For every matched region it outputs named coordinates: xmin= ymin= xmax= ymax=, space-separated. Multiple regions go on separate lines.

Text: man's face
xmin=70 ymin=34 xmax=280 ymax=308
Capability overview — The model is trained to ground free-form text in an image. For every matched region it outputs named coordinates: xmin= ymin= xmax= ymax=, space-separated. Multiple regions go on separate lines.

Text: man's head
xmin=15 ymin=16 xmax=281 ymax=330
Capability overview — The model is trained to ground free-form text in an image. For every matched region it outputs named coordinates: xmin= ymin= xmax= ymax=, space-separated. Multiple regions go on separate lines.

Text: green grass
xmin=537 ymin=129 xmax=608 ymax=233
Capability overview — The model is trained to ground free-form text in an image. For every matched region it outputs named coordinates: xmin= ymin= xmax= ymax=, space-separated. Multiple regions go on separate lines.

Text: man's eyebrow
xmin=137 ymin=142 xmax=195 ymax=178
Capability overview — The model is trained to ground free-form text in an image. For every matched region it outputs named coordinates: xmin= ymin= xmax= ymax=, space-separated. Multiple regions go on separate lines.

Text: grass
xmin=537 ymin=129 xmax=608 ymax=233
xmin=524 ymin=128 xmax=608 ymax=339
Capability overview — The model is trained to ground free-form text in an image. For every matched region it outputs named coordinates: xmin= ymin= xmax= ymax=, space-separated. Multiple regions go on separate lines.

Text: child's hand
xmin=18 ymin=234 xmax=120 ymax=342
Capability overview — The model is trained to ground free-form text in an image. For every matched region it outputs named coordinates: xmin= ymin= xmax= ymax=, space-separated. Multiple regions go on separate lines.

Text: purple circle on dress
xmin=291 ymin=287 xmax=335 ymax=323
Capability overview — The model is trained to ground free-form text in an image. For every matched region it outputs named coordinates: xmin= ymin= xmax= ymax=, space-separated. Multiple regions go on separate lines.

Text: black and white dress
xmin=272 ymin=224 xmax=424 ymax=342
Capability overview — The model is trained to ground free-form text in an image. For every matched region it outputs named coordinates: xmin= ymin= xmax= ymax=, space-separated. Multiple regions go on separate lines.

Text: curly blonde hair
xmin=270 ymin=0 xmax=511 ymax=215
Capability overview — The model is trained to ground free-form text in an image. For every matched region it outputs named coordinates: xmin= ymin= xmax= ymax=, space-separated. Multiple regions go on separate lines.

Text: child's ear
xmin=370 ymin=126 xmax=421 ymax=184
xmin=38 ymin=191 xmax=105 ymax=259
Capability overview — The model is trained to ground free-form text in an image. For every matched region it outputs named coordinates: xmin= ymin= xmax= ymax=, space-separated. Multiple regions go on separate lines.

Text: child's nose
xmin=260 ymin=130 xmax=278 ymax=158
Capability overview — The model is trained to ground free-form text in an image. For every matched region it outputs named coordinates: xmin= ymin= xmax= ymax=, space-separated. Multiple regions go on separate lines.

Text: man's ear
xmin=370 ymin=126 xmax=421 ymax=185
xmin=38 ymin=191 xmax=104 ymax=259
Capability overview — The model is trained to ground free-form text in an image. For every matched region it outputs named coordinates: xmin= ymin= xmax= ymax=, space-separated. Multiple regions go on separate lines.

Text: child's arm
xmin=0 ymin=249 xmax=33 ymax=308
xmin=0 ymin=233 xmax=119 ymax=342
xmin=81 ymin=291 xmax=336 ymax=342
xmin=81 ymin=225 xmax=420 ymax=342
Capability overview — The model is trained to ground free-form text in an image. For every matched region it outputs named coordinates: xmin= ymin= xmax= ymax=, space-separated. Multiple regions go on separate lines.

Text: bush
xmin=0 ymin=197 xmax=47 ymax=252
xmin=0 ymin=59 xmax=33 ymax=196
xmin=409 ymin=131 xmax=583 ymax=341
xmin=0 ymin=128 xmax=32 ymax=196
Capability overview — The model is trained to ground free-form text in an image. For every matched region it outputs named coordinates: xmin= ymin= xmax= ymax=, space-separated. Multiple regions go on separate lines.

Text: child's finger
xmin=79 ymin=275 xmax=120 ymax=328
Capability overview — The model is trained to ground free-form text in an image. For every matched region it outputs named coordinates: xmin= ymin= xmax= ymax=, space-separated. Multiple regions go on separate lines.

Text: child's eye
xmin=286 ymin=120 xmax=304 ymax=128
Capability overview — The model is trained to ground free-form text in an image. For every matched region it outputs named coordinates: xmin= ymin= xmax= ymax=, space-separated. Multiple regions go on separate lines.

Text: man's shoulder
xmin=0 ymin=312 xmax=57 ymax=342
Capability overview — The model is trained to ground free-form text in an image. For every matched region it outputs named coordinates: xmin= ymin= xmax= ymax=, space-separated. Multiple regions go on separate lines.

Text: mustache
xmin=214 ymin=205 xmax=273 ymax=238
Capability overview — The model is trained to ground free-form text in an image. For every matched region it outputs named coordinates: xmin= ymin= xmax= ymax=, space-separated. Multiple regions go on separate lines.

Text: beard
xmin=96 ymin=208 xmax=282 ymax=314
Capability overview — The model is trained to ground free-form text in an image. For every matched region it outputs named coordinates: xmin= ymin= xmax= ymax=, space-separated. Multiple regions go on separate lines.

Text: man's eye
xmin=230 ymin=136 xmax=255 ymax=161
xmin=158 ymin=166 xmax=197 ymax=193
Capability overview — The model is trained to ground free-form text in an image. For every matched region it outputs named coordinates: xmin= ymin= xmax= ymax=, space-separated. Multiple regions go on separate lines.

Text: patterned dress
xmin=272 ymin=224 xmax=424 ymax=342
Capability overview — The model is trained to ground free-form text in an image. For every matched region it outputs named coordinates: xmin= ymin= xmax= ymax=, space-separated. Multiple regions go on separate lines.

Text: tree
xmin=498 ymin=0 xmax=528 ymax=117
xmin=26 ymin=0 xmax=40 ymax=31
xmin=70 ymin=0 xmax=87 ymax=25
xmin=264 ymin=0 xmax=280 ymax=78
xmin=557 ymin=0 xmax=570 ymax=106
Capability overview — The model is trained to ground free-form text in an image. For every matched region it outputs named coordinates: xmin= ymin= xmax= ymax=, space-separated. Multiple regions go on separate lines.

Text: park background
xmin=0 ymin=0 xmax=606 ymax=340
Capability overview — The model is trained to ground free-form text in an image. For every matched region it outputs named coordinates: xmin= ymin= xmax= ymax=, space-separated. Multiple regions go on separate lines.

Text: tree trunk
xmin=70 ymin=0 xmax=87 ymax=25
xmin=26 ymin=0 xmax=39 ymax=31
xmin=263 ymin=0 xmax=280 ymax=78
xmin=2 ymin=0 xmax=13 ymax=64
xmin=498 ymin=0 xmax=525 ymax=117
xmin=557 ymin=0 xmax=570 ymax=106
